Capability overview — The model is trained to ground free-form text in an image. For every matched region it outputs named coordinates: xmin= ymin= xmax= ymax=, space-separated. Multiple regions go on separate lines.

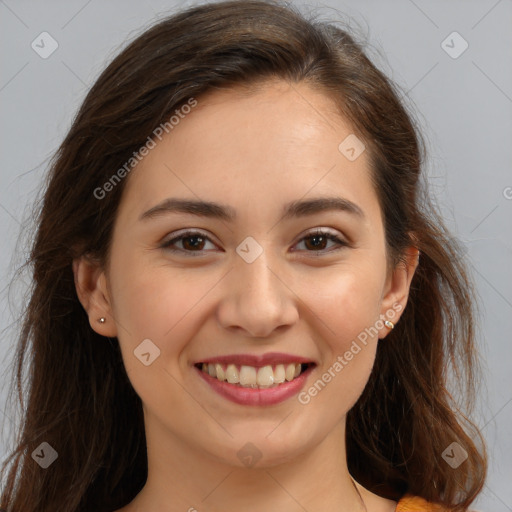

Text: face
xmin=76 ymin=79 xmax=416 ymax=469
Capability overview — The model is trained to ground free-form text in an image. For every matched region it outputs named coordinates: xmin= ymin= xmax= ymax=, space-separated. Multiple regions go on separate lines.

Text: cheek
xmin=300 ymin=266 xmax=383 ymax=407
xmin=107 ymin=266 xmax=201 ymax=413
xmin=310 ymin=263 xmax=384 ymax=346
xmin=108 ymin=254 xmax=223 ymax=372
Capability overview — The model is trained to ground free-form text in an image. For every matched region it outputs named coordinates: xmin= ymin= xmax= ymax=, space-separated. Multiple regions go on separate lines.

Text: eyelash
xmin=160 ymin=228 xmax=349 ymax=257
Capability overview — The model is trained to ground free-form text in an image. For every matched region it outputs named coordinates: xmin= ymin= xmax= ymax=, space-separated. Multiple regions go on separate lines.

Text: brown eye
xmin=293 ymin=229 xmax=348 ymax=254
xmin=161 ymin=230 xmax=217 ymax=256
xmin=180 ymin=235 xmax=206 ymax=251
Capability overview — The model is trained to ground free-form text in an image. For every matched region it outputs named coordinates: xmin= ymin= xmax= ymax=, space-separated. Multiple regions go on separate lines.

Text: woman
xmin=0 ymin=1 xmax=487 ymax=510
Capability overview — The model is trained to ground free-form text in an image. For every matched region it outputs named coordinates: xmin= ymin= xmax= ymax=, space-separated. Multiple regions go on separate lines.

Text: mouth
xmin=194 ymin=362 xmax=315 ymax=389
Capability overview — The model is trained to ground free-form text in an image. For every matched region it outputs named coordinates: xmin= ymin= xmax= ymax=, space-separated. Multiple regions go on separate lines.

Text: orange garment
xmin=396 ymin=494 xmax=448 ymax=511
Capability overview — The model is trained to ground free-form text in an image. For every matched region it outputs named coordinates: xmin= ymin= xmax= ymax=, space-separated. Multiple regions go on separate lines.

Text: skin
xmin=74 ymin=79 xmax=419 ymax=512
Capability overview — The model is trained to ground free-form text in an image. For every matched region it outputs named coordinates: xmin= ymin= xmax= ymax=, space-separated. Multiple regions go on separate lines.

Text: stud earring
xmin=98 ymin=317 xmax=106 ymax=323
xmin=384 ymin=320 xmax=394 ymax=330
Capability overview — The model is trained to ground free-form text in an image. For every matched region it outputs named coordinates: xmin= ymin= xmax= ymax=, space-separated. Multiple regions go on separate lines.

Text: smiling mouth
xmin=194 ymin=362 xmax=314 ymax=389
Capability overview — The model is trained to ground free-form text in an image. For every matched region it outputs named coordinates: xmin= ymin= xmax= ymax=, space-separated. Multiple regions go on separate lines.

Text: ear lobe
xmin=378 ymin=246 xmax=420 ymax=338
xmin=72 ymin=256 xmax=118 ymax=337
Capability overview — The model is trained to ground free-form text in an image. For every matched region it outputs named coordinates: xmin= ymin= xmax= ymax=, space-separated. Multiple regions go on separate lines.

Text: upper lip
xmin=195 ymin=352 xmax=316 ymax=367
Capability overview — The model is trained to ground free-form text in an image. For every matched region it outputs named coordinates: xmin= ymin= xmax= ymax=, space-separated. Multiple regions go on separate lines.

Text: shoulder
xmin=395 ymin=494 xmax=450 ymax=511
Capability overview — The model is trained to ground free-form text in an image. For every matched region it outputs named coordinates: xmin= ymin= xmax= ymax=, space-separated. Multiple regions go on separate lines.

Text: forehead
xmin=117 ymin=80 xmax=378 ymax=225
xmin=189 ymin=79 xmax=347 ymax=140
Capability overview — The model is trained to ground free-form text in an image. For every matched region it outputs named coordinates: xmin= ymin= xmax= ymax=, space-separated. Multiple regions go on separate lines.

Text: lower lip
xmin=195 ymin=365 xmax=315 ymax=406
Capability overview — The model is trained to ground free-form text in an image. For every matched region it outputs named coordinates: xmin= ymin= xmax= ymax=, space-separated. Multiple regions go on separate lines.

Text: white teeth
xmin=200 ymin=362 xmax=306 ymax=388
xmin=240 ymin=365 xmax=257 ymax=387
xmin=274 ymin=364 xmax=286 ymax=384
xmin=215 ymin=363 xmax=226 ymax=381
xmin=225 ymin=364 xmax=239 ymax=384
xmin=285 ymin=364 xmax=296 ymax=381
xmin=256 ymin=365 xmax=274 ymax=387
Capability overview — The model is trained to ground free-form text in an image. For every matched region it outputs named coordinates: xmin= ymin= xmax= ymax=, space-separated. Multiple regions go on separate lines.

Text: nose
xmin=216 ymin=248 xmax=299 ymax=338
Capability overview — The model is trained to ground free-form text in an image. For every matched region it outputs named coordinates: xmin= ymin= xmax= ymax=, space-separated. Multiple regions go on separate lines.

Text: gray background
xmin=0 ymin=0 xmax=511 ymax=510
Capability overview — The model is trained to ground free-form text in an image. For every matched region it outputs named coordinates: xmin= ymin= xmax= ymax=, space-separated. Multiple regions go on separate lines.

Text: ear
xmin=72 ymin=255 xmax=118 ymax=337
xmin=378 ymin=245 xmax=420 ymax=339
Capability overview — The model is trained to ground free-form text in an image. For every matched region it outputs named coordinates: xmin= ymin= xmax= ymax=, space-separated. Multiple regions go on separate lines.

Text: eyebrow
xmin=139 ymin=196 xmax=365 ymax=222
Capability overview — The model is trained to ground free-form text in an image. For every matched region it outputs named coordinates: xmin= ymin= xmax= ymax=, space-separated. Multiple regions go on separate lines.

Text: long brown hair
xmin=0 ymin=1 xmax=487 ymax=510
